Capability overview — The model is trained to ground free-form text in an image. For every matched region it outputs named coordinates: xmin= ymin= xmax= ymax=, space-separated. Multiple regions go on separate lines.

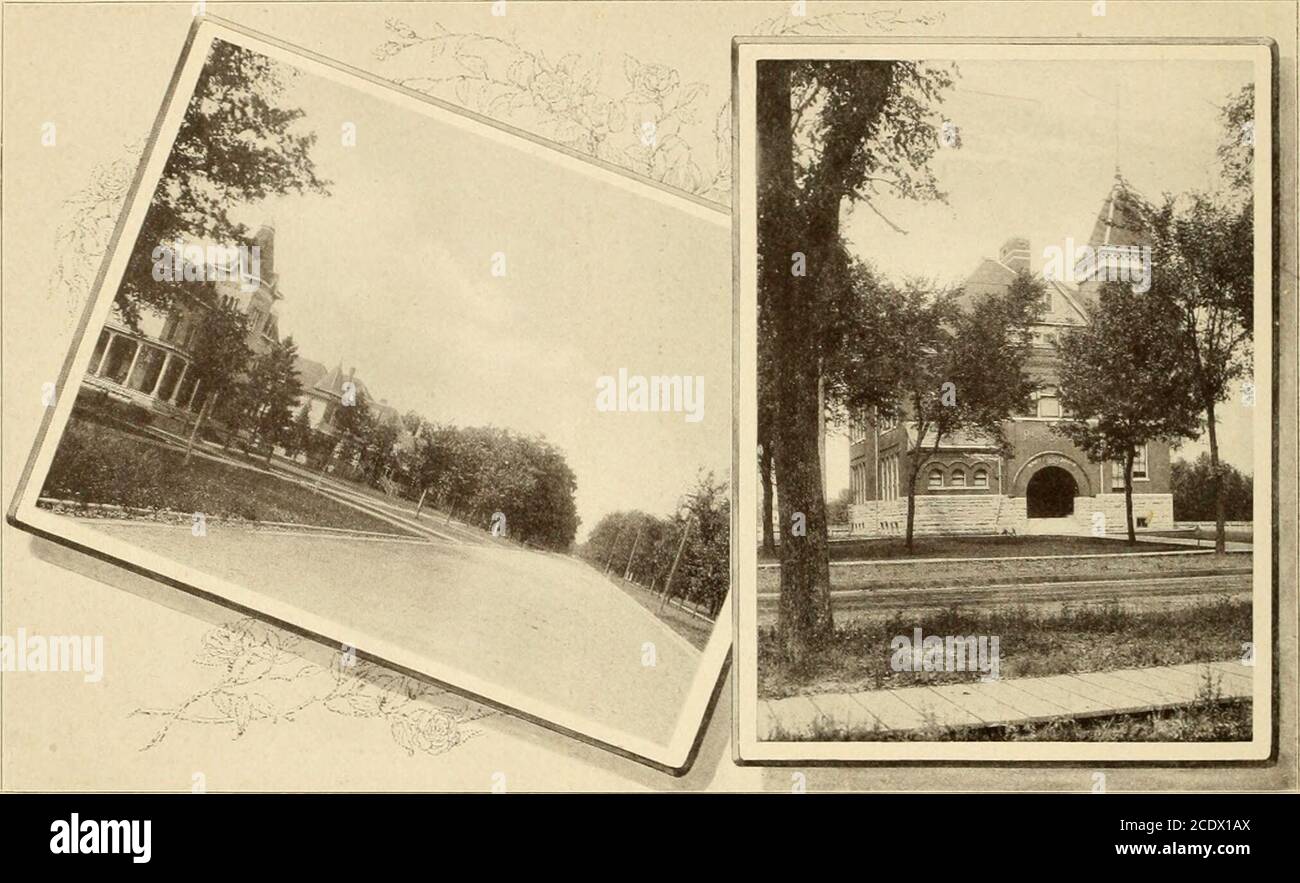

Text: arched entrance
xmin=1026 ymin=466 xmax=1078 ymax=518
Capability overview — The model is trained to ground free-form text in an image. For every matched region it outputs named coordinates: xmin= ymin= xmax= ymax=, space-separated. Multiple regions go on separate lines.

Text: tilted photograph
xmin=733 ymin=41 xmax=1273 ymax=761
xmin=8 ymin=19 xmax=732 ymax=771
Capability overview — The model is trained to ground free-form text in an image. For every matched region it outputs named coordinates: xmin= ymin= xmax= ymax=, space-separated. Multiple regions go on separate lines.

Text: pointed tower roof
xmin=251 ymin=223 xmax=280 ymax=296
xmin=1086 ymin=173 xmax=1147 ymax=250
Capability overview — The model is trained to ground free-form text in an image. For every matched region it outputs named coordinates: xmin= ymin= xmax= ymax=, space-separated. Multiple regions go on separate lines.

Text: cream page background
xmin=2 ymin=0 xmax=1295 ymax=792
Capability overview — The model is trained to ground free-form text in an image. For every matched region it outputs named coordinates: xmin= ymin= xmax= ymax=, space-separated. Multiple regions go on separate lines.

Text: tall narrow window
xmin=973 ymin=468 xmax=989 ymax=489
xmin=1113 ymin=445 xmax=1149 ymax=481
xmin=928 ymin=468 xmax=943 ymax=489
xmin=950 ymin=468 xmax=966 ymax=488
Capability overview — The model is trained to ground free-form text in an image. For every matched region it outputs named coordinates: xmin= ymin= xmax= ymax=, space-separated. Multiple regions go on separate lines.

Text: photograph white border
xmin=7 ymin=14 xmax=732 ymax=775
xmin=732 ymin=38 xmax=1275 ymax=764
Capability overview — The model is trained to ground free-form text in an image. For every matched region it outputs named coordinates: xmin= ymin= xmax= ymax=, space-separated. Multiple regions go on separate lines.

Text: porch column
xmin=92 ymin=331 xmax=118 ymax=377
xmin=122 ymin=338 xmax=143 ymax=389
xmin=169 ymin=361 xmax=190 ymax=405
xmin=150 ymin=351 xmax=173 ymax=397
xmin=186 ymin=377 xmax=202 ymax=411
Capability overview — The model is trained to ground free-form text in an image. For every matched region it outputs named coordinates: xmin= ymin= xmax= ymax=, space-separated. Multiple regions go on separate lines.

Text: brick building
xmin=846 ymin=180 xmax=1175 ymax=537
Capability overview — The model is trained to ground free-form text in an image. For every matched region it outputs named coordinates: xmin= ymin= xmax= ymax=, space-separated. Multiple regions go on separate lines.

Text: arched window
xmin=973 ymin=468 xmax=989 ymax=489
xmin=950 ymin=468 xmax=966 ymax=488
xmin=928 ymin=468 xmax=943 ymax=489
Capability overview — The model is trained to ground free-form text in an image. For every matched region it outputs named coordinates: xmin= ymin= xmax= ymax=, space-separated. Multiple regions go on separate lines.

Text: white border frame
xmin=7 ymin=15 xmax=732 ymax=775
xmin=733 ymin=38 xmax=1274 ymax=764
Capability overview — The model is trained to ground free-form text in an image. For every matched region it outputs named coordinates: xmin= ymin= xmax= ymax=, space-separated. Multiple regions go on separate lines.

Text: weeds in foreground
xmin=759 ymin=596 xmax=1251 ymax=700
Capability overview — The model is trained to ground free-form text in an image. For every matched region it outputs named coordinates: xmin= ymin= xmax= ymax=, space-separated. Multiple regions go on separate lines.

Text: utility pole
xmin=622 ymin=524 xmax=643 ymax=582
xmin=603 ymin=525 xmax=624 ymax=575
xmin=658 ymin=516 xmax=693 ymax=613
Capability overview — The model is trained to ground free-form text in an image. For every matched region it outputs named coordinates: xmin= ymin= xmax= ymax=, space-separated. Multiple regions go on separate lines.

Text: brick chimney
xmin=999 ymin=237 xmax=1030 ymax=274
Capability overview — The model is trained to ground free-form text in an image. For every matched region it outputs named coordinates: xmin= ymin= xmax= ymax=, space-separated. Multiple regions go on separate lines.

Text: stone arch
xmin=1010 ymin=452 xmax=1093 ymax=498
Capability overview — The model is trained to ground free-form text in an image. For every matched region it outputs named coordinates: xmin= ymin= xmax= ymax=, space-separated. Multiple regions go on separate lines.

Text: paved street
xmin=88 ymin=521 xmax=700 ymax=745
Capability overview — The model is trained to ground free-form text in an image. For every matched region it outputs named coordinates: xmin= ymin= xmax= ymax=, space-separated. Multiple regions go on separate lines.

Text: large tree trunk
xmin=905 ymin=457 xmax=921 ymax=553
xmin=183 ymin=392 xmax=216 ymax=466
xmin=1205 ymin=400 xmax=1226 ymax=553
xmin=759 ymin=62 xmax=834 ymax=663
xmin=759 ymin=444 xmax=776 ymax=555
xmin=1123 ymin=448 xmax=1136 ymax=545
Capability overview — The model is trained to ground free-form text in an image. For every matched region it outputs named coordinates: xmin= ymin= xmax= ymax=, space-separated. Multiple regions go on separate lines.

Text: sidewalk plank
xmin=975 ymin=679 xmax=1074 ymax=718
xmin=996 ymin=674 xmax=1118 ymax=715
xmin=848 ymin=690 xmax=931 ymax=730
xmin=763 ymin=695 xmax=822 ymax=738
xmin=758 ymin=661 xmax=1253 ymax=740
xmin=807 ymin=693 xmax=884 ymax=734
xmin=891 ymin=686 xmax=985 ymax=728
xmin=1073 ymin=670 xmax=1185 ymax=706
xmin=925 ymin=682 xmax=1026 ymax=724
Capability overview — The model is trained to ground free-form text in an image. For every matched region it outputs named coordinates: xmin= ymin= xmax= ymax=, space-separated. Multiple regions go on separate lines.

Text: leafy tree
xmin=407 ymin=422 xmax=579 ymax=550
xmin=241 ymin=336 xmax=304 ymax=462
xmin=284 ymin=401 xmax=313 ymax=459
xmin=1129 ymin=189 xmax=1253 ymax=552
xmin=331 ymin=392 xmax=374 ymax=475
xmin=757 ymin=58 xmax=955 ymax=662
xmin=360 ymin=415 xmax=402 ymax=485
xmin=1055 ymin=283 xmax=1201 ymax=542
xmin=118 ymin=40 xmax=329 ymax=329
xmin=677 ymin=471 xmax=730 ymax=617
xmin=1217 ymin=83 xmax=1254 ymax=196
xmin=846 ymin=272 xmax=1040 ymax=552
xmin=825 ymin=485 xmax=856 ymax=525
xmin=1171 ymin=453 xmax=1253 ymax=522
xmin=581 ymin=471 xmax=729 ymax=618
xmin=182 ymin=300 xmax=252 ymax=464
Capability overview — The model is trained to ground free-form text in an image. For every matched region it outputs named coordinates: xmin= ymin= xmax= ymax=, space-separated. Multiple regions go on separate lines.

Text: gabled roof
xmin=293 ymin=357 xmax=329 ymax=392
xmin=959 ymin=256 xmax=1089 ymax=326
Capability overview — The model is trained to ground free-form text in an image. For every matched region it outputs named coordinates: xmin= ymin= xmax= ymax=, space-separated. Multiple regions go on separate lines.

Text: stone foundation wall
xmin=850 ymin=496 xmax=1027 ymax=537
xmin=1073 ymin=494 xmax=1175 ymax=533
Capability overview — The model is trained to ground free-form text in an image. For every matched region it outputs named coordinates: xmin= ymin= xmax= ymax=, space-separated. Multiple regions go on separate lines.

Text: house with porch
xmin=80 ymin=224 xmax=283 ymax=434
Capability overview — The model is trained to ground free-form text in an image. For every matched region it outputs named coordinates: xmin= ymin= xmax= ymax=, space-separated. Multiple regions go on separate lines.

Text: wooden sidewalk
xmin=759 ymin=661 xmax=1254 ymax=739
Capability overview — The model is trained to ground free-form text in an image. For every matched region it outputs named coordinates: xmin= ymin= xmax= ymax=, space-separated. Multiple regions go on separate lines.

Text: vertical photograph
xmin=10 ymin=21 xmax=732 ymax=771
xmin=735 ymin=42 xmax=1272 ymax=760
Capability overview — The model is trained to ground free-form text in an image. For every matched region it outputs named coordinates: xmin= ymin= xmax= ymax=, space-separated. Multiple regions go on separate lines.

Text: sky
xmin=823 ymin=56 xmax=1258 ymax=496
xmin=224 ymin=47 xmax=730 ymax=540
xmin=191 ymin=47 xmax=1255 ymax=522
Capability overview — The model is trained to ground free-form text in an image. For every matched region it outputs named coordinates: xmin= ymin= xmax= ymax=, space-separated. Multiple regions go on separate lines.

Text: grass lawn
xmin=1147 ymin=527 xmax=1254 ymax=544
xmin=40 ymin=417 xmax=409 ymax=535
xmin=758 ymin=595 xmax=1251 ymax=700
xmin=759 ymin=534 xmax=1189 ymax=563
xmin=768 ymin=697 xmax=1251 ymax=742
xmin=604 ymin=573 xmax=715 ymax=651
